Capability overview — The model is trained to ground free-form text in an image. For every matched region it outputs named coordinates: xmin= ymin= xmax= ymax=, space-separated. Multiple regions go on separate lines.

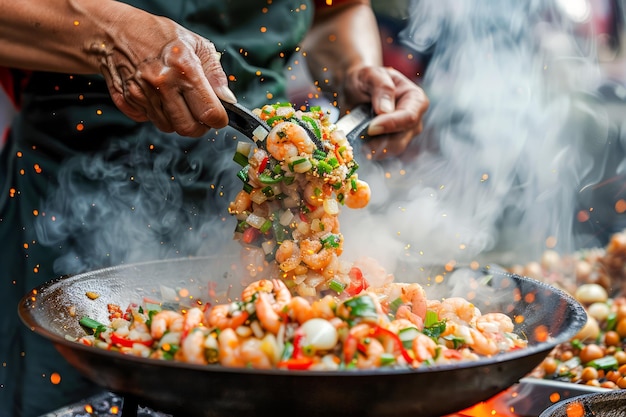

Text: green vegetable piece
xmin=328 ymin=279 xmax=346 ymax=294
xmin=232 ymin=152 xmax=249 ymax=167
xmin=587 ymin=355 xmax=618 ymax=370
xmin=342 ymin=294 xmax=379 ymax=320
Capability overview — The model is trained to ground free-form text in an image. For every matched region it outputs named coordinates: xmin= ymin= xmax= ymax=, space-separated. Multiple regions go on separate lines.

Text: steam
xmin=35 ymin=0 xmax=621 ymax=278
xmin=340 ymin=0 xmax=618 ymax=272
xmin=35 ymin=127 xmax=242 ymax=274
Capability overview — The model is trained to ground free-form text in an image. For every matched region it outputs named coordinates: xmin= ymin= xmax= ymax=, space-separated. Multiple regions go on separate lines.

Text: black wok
xmin=539 ymin=389 xmax=626 ymax=417
xmin=19 ymin=257 xmax=586 ymax=417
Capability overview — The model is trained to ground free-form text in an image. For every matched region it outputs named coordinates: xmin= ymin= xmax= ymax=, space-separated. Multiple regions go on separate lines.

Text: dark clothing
xmin=0 ymin=1 xmax=312 ymax=416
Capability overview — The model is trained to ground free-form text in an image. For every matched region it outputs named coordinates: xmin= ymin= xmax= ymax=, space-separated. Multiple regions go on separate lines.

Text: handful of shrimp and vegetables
xmin=76 ymin=103 xmax=528 ymax=370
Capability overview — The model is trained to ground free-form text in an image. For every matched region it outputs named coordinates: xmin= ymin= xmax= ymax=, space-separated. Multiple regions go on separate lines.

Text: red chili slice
xmin=110 ymin=332 xmax=153 ymax=348
xmin=277 ymin=357 xmax=314 ymax=370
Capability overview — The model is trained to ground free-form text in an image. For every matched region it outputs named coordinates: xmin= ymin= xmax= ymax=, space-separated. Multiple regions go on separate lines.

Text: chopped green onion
xmin=328 ymin=279 xmax=346 ymax=294
xmin=261 ymin=186 xmax=274 ymax=197
xmin=259 ymin=219 xmax=273 ymax=233
xmin=258 ymin=173 xmax=283 ymax=184
xmin=233 ymin=152 xmax=249 ymax=167
xmin=350 ymin=178 xmax=358 ymax=192
xmin=346 ymin=162 xmax=359 ymax=178
xmin=236 ymin=166 xmax=249 ymax=183
xmin=398 ymin=327 xmax=420 ymax=349
xmin=79 ymin=316 xmax=107 ymax=338
xmin=301 ymin=115 xmax=321 ymax=138
xmin=587 ymin=356 xmax=618 ymax=370
xmin=313 ymin=149 xmax=327 ymax=160
xmin=327 ymin=157 xmax=339 ymax=168
xmin=321 ymin=234 xmax=340 ymax=248
xmin=309 ymin=105 xmax=322 ymax=112
xmin=388 ymin=297 xmax=404 ymax=314
xmin=288 ymin=158 xmax=308 ymax=172
xmin=266 ymin=115 xmax=284 ymax=127
xmin=316 ymin=160 xmax=333 ymax=174
xmin=380 ymin=353 xmax=396 ymax=366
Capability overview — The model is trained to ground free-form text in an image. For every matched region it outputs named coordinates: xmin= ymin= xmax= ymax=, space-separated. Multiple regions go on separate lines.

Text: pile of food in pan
xmin=511 ymin=230 xmax=626 ymax=389
xmin=74 ymin=102 xmax=529 ymax=370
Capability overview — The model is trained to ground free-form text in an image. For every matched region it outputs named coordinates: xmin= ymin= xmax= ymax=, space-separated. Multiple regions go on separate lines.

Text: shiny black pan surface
xmin=19 ymin=257 xmax=586 ymax=417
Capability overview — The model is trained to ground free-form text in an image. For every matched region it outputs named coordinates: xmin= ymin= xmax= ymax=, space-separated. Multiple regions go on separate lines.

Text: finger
xmin=100 ymin=63 xmax=149 ymax=123
xmin=181 ymin=39 xmax=230 ymax=127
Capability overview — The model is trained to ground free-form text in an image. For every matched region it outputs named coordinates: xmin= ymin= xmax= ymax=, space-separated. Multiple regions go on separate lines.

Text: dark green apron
xmin=0 ymin=1 xmax=312 ymax=416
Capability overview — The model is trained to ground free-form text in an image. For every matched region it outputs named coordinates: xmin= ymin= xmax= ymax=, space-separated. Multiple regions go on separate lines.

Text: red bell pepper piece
xmin=370 ymin=326 xmax=413 ymax=364
xmin=242 ymin=227 xmax=260 ymax=244
xmin=277 ymin=357 xmax=314 ymax=370
xmin=346 ymin=266 xmax=369 ymax=296
xmin=258 ymin=156 xmax=269 ymax=173
xmin=110 ymin=332 xmax=154 ymax=348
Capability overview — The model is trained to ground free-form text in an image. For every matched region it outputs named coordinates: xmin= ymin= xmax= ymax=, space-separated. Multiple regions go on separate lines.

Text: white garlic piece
xmin=575 ymin=283 xmax=608 ymax=304
xmin=300 ymin=318 xmax=338 ymax=351
xmin=587 ymin=302 xmax=611 ymax=322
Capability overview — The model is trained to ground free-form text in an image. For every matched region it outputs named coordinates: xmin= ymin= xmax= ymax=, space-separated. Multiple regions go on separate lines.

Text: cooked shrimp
xmin=217 ymin=328 xmax=245 ymax=367
xmin=179 ymin=327 xmax=209 ymax=365
xmin=373 ymin=282 xmax=427 ymax=321
xmin=182 ymin=307 xmax=204 ymax=333
xmin=266 ymin=121 xmax=316 ymax=161
xmin=412 ymin=332 xmax=438 ymax=363
xmin=476 ymin=313 xmax=514 ymax=334
xmin=436 ymin=297 xmax=480 ymax=326
xmin=150 ymin=310 xmax=184 ymax=339
xmin=240 ymin=337 xmax=273 ymax=369
xmin=467 ymin=328 xmax=499 ymax=356
xmin=255 ymin=292 xmax=284 ymax=334
xmin=206 ymin=304 xmax=249 ymax=330
xmin=300 ymin=238 xmax=333 ymax=270
xmin=275 ymin=240 xmax=301 ymax=272
xmin=290 ymin=296 xmax=314 ymax=324
xmin=395 ymin=305 xmax=424 ymax=330
xmin=342 ymin=179 xmax=370 ymax=209
xmin=228 ymin=190 xmax=252 ymax=215
xmin=242 ymin=279 xmax=274 ymax=302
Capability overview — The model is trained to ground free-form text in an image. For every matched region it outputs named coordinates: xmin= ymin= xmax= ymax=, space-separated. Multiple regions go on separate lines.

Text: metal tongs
xmin=221 ymin=100 xmax=373 ymax=149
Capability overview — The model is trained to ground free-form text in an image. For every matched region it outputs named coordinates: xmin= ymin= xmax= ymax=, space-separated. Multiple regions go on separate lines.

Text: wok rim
xmin=18 ymin=256 xmax=588 ymax=378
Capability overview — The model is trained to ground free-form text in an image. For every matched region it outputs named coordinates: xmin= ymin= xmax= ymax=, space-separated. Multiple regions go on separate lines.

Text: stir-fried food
xmin=73 ymin=102 xmax=529 ymax=370
xmin=76 ymin=279 xmax=527 ymax=370
xmin=228 ymin=103 xmax=369 ymax=297
xmin=515 ymin=229 xmax=626 ymax=389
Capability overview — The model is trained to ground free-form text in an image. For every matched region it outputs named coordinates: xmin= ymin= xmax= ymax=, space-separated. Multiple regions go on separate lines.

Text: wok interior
xmin=22 ymin=256 xmax=586 ymax=361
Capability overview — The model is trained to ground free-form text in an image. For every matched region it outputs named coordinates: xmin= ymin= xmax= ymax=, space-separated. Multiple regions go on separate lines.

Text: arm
xmin=303 ymin=0 xmax=429 ymax=158
xmin=0 ymin=0 xmax=236 ymax=137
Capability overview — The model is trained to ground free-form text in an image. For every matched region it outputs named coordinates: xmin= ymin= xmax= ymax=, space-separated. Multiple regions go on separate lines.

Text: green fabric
xmin=0 ymin=1 xmax=312 ymax=416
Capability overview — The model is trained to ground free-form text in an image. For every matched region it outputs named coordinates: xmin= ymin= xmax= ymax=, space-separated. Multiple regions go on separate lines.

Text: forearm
xmin=0 ymin=0 xmax=170 ymax=74
xmin=303 ymin=0 xmax=382 ymax=101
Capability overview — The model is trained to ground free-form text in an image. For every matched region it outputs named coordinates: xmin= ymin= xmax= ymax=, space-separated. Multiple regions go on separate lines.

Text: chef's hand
xmin=90 ymin=14 xmax=237 ymax=137
xmin=343 ymin=66 xmax=429 ymax=159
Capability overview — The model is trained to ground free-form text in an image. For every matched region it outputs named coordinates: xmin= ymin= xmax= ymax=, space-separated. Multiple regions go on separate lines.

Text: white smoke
xmin=340 ymin=0 xmax=622 ymax=272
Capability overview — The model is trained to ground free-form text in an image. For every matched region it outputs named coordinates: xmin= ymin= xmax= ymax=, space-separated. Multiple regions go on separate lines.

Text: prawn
xmin=242 ymin=279 xmax=274 ymax=302
xmin=206 ymin=303 xmax=249 ymax=330
xmin=300 ymin=238 xmax=333 ymax=270
xmin=179 ymin=327 xmax=209 ymax=365
xmin=228 ymin=190 xmax=252 ymax=215
xmin=251 ymin=279 xmax=292 ymax=334
xmin=239 ymin=337 xmax=273 ymax=369
xmin=266 ymin=121 xmax=316 ymax=161
xmin=373 ymin=282 xmax=427 ymax=322
xmin=150 ymin=310 xmax=184 ymax=339
xmin=343 ymin=323 xmax=384 ymax=369
xmin=475 ymin=312 xmax=514 ymax=334
xmin=342 ymin=178 xmax=370 ymax=209
xmin=289 ymin=294 xmax=337 ymax=325
xmin=217 ymin=328 xmax=245 ymax=367
xmin=436 ymin=297 xmax=480 ymax=326
xmin=275 ymin=240 xmax=301 ymax=272
xmin=412 ymin=332 xmax=438 ymax=363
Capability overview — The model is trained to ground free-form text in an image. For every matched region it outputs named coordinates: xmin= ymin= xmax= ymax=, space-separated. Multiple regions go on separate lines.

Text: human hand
xmin=89 ymin=12 xmax=237 ymax=137
xmin=343 ymin=66 xmax=429 ymax=159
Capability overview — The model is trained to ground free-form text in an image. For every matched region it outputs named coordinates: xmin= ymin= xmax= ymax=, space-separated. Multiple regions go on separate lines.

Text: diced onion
xmin=246 ymin=213 xmax=267 ymax=229
xmin=236 ymin=141 xmax=252 ymax=157
xmin=250 ymin=189 xmax=268 ymax=205
xmin=293 ymin=159 xmax=312 ymax=173
xmin=252 ymin=126 xmax=268 ymax=142
xmin=279 ymin=209 xmax=294 ymax=226
xmin=261 ymin=239 xmax=276 ymax=255
xmin=323 ymin=198 xmax=339 ymax=216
